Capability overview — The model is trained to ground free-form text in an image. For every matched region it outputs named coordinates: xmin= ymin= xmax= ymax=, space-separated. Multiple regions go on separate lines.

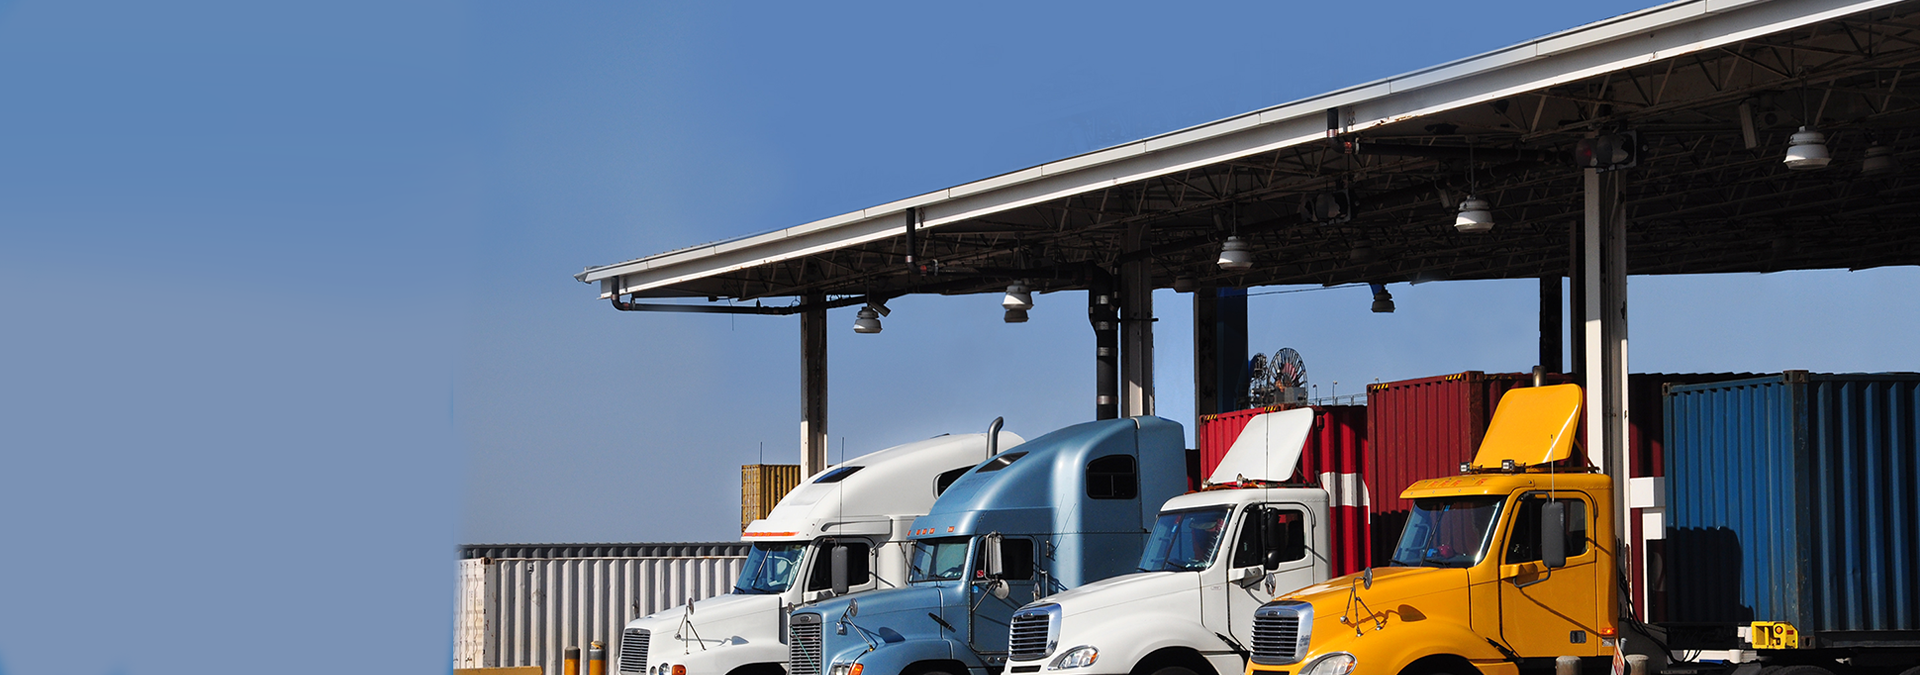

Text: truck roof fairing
xmin=742 ymin=430 xmax=1024 ymax=541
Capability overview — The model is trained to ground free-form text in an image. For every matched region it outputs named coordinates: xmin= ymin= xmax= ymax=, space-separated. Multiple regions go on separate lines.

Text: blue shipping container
xmin=1664 ymin=372 xmax=1920 ymax=639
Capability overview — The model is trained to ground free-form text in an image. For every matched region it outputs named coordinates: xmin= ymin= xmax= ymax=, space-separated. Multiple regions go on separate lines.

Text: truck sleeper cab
xmin=618 ymin=427 xmax=1023 ymax=675
xmin=789 ymin=416 xmax=1190 ymax=675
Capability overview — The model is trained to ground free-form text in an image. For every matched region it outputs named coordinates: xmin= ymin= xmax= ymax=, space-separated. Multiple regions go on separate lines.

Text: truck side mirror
xmin=982 ymin=533 xmax=1005 ymax=579
xmin=831 ymin=544 xmax=851 ymax=596
xmin=1541 ymin=501 xmax=1567 ymax=570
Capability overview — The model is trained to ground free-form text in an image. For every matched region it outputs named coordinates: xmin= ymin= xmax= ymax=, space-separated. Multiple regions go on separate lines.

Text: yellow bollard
xmin=565 ymin=646 xmax=581 ymax=675
xmin=589 ymin=641 xmax=607 ymax=675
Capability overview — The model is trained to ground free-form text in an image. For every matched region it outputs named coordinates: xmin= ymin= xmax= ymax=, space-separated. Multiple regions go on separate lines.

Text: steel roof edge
xmin=581 ymin=0 xmax=1889 ymax=296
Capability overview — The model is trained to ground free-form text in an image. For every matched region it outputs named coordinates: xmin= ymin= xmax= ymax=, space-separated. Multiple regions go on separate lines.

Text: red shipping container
xmin=1197 ymin=405 xmax=1369 ymax=576
xmin=1365 ymin=371 xmax=1568 ymax=565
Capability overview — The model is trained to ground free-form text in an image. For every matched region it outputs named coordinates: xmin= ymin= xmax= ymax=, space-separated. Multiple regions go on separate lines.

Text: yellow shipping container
xmin=740 ymin=464 xmax=801 ymax=531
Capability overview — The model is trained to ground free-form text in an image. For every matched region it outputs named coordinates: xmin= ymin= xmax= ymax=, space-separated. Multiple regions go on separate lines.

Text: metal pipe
xmin=610 ymin=295 xmax=870 ymax=315
xmin=589 ymin=641 xmax=607 ymax=675
xmin=565 ymin=646 xmax=581 ymax=675
xmin=986 ymin=416 xmax=1004 ymax=461
xmin=1088 ymin=266 xmax=1119 ymax=420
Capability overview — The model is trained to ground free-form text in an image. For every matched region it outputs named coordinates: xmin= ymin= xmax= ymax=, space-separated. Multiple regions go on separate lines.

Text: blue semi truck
xmin=785 ymin=416 xmax=1190 ymax=675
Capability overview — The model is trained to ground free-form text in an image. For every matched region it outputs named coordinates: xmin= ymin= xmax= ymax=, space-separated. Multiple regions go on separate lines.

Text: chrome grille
xmin=1251 ymin=601 xmax=1313 ymax=665
xmin=788 ymin=613 xmax=824 ymax=675
xmin=1008 ymin=604 xmax=1060 ymax=661
xmin=619 ymin=628 xmax=650 ymax=674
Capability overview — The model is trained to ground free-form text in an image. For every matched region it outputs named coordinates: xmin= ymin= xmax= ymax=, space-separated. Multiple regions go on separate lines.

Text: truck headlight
xmin=1050 ymin=646 xmax=1098 ymax=669
xmin=830 ymin=663 xmax=864 ymax=675
xmin=1300 ymin=653 xmax=1355 ymax=675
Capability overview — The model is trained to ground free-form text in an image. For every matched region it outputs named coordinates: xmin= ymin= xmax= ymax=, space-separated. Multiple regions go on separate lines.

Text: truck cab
xmin=1244 ymin=384 xmax=1620 ymax=675
xmin=788 ymin=416 xmax=1190 ymax=675
xmin=1000 ymin=407 xmax=1345 ymax=675
xmin=618 ymin=427 xmax=1024 ymax=675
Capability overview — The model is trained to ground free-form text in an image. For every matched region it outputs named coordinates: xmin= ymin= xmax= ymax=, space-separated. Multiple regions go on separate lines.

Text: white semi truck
xmin=1000 ymin=408 xmax=1363 ymax=675
xmin=618 ymin=422 xmax=1024 ymax=675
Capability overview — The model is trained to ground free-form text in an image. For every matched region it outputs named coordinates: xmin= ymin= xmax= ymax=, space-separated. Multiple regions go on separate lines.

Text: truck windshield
xmin=1137 ymin=506 xmax=1231 ymax=571
xmin=734 ymin=542 xmax=806 ymax=594
xmin=909 ymin=537 xmax=972 ymax=582
xmin=1389 ymin=497 xmax=1503 ymax=568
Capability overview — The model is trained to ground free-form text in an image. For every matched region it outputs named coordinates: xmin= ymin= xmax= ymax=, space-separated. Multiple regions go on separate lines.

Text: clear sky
xmin=2 ymin=2 xmax=1915 ymax=675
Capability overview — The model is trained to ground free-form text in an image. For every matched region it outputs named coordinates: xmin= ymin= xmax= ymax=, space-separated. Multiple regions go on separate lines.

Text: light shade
xmin=1863 ymin=143 xmax=1898 ymax=176
xmin=1369 ymin=283 xmax=1395 ymax=313
xmin=1784 ymin=126 xmax=1831 ymax=170
xmin=1002 ymin=281 xmax=1034 ymax=310
xmin=1454 ymin=197 xmax=1494 ymax=234
xmin=852 ymin=306 xmax=882 ymax=333
xmin=1003 ymin=308 xmax=1028 ymax=323
xmin=1217 ymin=236 xmax=1253 ymax=271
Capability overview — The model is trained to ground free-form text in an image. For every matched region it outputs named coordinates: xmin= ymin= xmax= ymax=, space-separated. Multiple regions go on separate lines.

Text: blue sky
xmin=2 ymin=2 xmax=1915 ymax=674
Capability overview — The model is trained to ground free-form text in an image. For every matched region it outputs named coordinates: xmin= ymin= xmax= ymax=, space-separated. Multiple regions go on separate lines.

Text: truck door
xmin=1226 ymin=505 xmax=1311 ymax=648
xmin=968 ymin=536 xmax=1037 ymax=657
xmin=1497 ymin=492 xmax=1602 ymax=657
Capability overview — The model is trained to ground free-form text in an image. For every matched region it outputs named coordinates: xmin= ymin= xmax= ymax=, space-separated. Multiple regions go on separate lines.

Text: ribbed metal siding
xmin=1665 ymin=372 xmax=1920 ymax=635
xmin=452 ymin=547 xmax=746 ymax=673
xmin=743 ymin=464 xmax=803 ymax=530
xmin=1196 ymin=405 xmax=1369 ymax=575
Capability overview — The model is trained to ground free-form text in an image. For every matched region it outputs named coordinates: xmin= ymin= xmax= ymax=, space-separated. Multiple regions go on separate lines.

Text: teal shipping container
xmin=1663 ymin=372 xmax=1920 ymax=644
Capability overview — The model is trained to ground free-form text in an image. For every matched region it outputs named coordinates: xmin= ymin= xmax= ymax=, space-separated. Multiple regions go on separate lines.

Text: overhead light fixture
xmin=1001 ymin=281 xmax=1033 ymax=311
xmin=1217 ymin=236 xmax=1253 ymax=271
xmin=1369 ymin=283 xmax=1395 ymax=313
xmin=852 ymin=305 xmax=883 ymax=334
xmin=1863 ymin=143 xmax=1898 ymax=176
xmin=1454 ymin=197 xmax=1494 ymax=234
xmin=1784 ymin=127 xmax=1831 ymax=170
xmin=1003 ymin=308 xmax=1028 ymax=323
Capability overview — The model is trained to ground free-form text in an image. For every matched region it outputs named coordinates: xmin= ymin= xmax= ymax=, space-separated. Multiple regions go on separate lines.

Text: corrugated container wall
xmin=454 ymin=544 xmax=748 ymax=674
xmin=1197 ymin=405 xmax=1369 ymax=576
xmin=742 ymin=464 xmax=801 ymax=531
xmin=1365 ymin=372 xmax=1565 ymax=564
xmin=1664 ymin=373 xmax=1920 ymax=638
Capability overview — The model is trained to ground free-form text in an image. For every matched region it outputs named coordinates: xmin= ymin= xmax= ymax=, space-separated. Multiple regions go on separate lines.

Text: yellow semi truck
xmin=1242 ymin=382 xmax=1919 ymax=675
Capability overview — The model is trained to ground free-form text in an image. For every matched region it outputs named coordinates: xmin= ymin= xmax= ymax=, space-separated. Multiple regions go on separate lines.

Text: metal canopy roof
xmin=580 ymin=0 xmax=1920 ymax=305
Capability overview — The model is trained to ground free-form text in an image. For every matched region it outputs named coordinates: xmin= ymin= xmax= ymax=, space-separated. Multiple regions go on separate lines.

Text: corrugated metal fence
xmin=455 ymin=543 xmax=748 ymax=674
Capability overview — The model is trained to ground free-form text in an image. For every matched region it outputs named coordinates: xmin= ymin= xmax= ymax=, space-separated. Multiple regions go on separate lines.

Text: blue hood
xmin=799 ymin=585 xmax=961 ymax=654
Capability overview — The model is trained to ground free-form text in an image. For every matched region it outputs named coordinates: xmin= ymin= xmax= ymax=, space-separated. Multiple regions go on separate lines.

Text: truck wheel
xmin=1147 ymin=667 xmax=1198 ymax=675
xmin=1897 ymin=667 xmax=1920 ymax=675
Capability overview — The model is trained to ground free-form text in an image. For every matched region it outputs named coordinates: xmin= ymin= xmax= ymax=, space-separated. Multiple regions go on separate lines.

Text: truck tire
xmin=1147 ymin=666 xmax=1199 ymax=675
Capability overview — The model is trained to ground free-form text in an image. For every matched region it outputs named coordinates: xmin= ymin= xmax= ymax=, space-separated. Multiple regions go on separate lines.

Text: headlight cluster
xmin=1050 ymin=646 xmax=1098 ymax=669
xmin=829 ymin=663 xmax=864 ymax=675
xmin=1299 ymin=653 xmax=1356 ymax=675
xmin=650 ymin=664 xmax=686 ymax=675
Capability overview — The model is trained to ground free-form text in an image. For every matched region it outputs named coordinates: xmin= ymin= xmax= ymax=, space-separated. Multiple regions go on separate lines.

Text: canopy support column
xmin=1583 ymin=168 xmax=1631 ymax=619
xmin=1120 ymin=257 xmax=1155 ymax=418
xmin=1540 ymin=276 xmax=1563 ymax=374
xmin=1193 ymin=287 xmax=1249 ymax=426
xmin=800 ymin=292 xmax=829 ymax=478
